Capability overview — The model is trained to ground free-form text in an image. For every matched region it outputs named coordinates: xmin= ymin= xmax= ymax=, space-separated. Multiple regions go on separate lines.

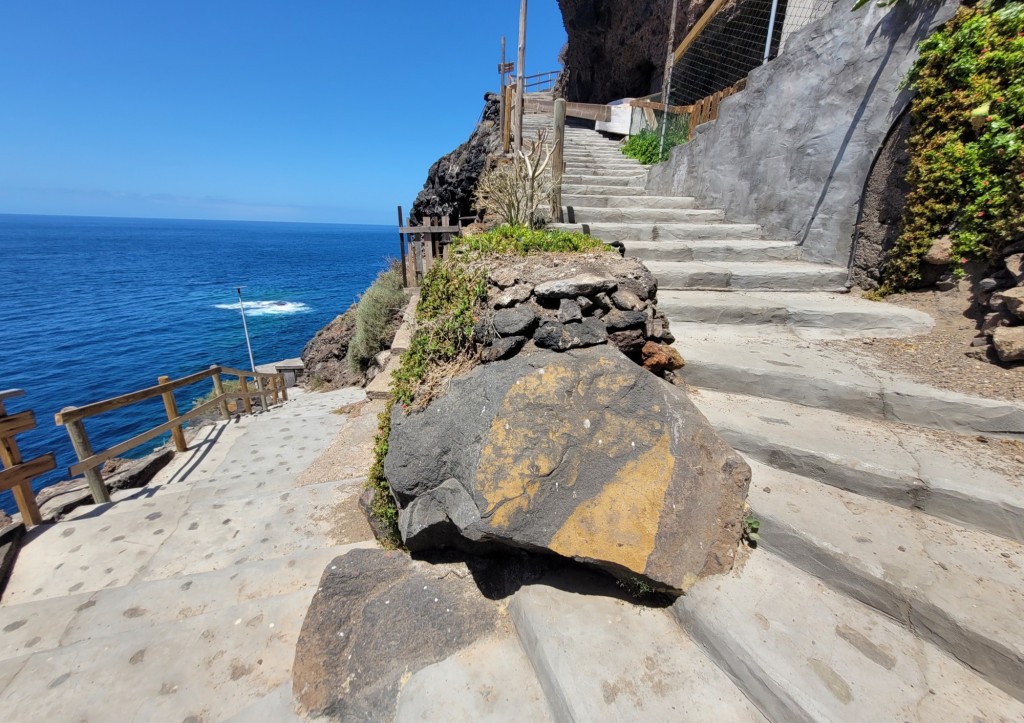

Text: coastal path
xmin=0 ymin=384 xmax=385 ymax=721
xmin=518 ymin=107 xmax=1024 ymax=719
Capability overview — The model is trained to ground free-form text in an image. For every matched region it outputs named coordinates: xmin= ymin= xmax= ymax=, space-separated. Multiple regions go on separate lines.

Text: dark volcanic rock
xmin=534 ymin=274 xmax=618 ymax=300
xmin=481 ymin=336 xmax=527 ymax=363
xmin=558 ymin=0 xmax=710 ymax=103
xmin=384 ymin=346 xmax=751 ymax=593
xmin=492 ymin=307 xmax=538 ymax=337
xmin=301 ymin=306 xmax=364 ymax=389
xmin=603 ymin=309 xmax=648 ymax=331
xmin=292 ymin=548 xmax=504 ymax=721
xmin=409 ymin=93 xmax=502 ymax=224
xmin=608 ymin=328 xmax=646 ymax=357
xmin=558 ymin=298 xmax=583 ymax=323
xmin=534 ymin=319 xmax=607 ymax=351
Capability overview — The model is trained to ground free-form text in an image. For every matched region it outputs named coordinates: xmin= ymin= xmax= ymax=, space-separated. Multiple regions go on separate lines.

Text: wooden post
xmin=158 ymin=376 xmax=188 ymax=452
xmin=278 ymin=374 xmax=289 ymax=402
xmin=210 ymin=366 xmax=231 ymax=420
xmin=499 ymin=36 xmax=507 ymax=141
xmin=61 ymin=407 xmax=111 ymax=504
xmin=256 ymin=376 xmax=268 ymax=410
xmin=503 ymin=85 xmax=514 ymax=154
xmin=659 ymin=0 xmax=680 ymax=157
xmin=552 ymin=98 xmax=566 ymax=223
xmin=397 ymin=206 xmax=409 ymax=288
xmin=515 ymin=0 xmax=528 ymax=152
xmin=0 ymin=395 xmax=44 ymax=524
xmin=237 ymin=375 xmax=253 ymax=414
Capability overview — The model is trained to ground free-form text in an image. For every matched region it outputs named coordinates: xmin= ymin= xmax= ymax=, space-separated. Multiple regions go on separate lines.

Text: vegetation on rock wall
xmin=450 ymin=224 xmax=613 ymax=256
xmin=346 ymin=263 xmax=406 ymax=374
xmin=881 ymin=2 xmax=1024 ymax=293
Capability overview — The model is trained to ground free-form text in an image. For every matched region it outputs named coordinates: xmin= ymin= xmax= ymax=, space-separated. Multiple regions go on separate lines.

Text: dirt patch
xmin=830 ymin=285 xmax=1024 ymax=403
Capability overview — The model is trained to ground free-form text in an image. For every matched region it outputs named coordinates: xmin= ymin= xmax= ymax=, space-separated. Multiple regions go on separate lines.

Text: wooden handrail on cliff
xmin=54 ymin=365 xmax=287 ymax=504
xmin=0 ymin=389 xmax=50 ymax=526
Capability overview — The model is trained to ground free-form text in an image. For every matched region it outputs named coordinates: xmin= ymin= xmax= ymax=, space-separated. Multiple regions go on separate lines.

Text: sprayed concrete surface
xmin=0 ymin=386 xmax=379 ymax=722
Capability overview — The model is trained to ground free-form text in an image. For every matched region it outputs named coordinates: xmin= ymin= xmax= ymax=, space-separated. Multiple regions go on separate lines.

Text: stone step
xmin=747 ymin=460 xmax=1024 ymax=700
xmin=673 ymin=551 xmax=1024 ymax=722
xmin=366 ymin=354 xmax=401 ymax=400
xmin=644 ymin=260 xmax=848 ymax=291
xmin=562 ymin=194 xmax=696 ymax=209
xmin=560 ymin=175 xmax=645 ymax=188
xmin=509 ymin=571 xmax=767 ymax=722
xmin=673 ymin=334 xmax=1024 ymax=438
xmin=689 ymin=389 xmax=1024 ymax=542
xmin=562 ymin=184 xmax=653 ymax=197
xmin=564 ymin=207 xmax=725 ymax=224
xmin=562 ymin=152 xmax=633 ymax=161
xmin=553 ymin=222 xmax=762 ymax=242
xmin=657 ymin=290 xmax=933 ymax=336
xmin=395 ymin=635 xmax=555 ymax=722
xmin=625 ymin=239 xmax=800 ymax=263
xmin=563 ymin=165 xmax=643 ymax=176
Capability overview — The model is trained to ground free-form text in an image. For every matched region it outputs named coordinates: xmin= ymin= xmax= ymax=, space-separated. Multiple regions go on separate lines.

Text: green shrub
xmin=365 ymin=399 xmax=402 ymax=549
xmin=880 ymin=2 xmax=1024 ymax=293
xmin=450 ymin=224 xmax=612 ymax=255
xmin=621 ymin=116 xmax=691 ymax=165
xmin=346 ymin=263 xmax=406 ymax=373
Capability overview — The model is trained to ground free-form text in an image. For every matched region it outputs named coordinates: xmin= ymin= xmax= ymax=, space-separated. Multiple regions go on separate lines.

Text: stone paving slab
xmin=748 ymin=459 xmax=1024 ymax=700
xmin=395 ymin=635 xmax=555 ymax=723
xmin=674 ymin=552 xmax=1024 ymax=723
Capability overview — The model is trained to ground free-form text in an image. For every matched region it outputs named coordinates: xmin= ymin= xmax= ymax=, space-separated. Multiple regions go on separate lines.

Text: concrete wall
xmin=645 ymin=0 xmax=960 ymax=266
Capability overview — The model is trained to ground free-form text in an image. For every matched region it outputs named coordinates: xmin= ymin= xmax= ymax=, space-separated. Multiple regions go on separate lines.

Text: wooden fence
xmin=54 ymin=365 xmax=287 ymax=504
xmin=0 ymin=390 xmax=50 ymax=526
xmin=395 ymin=209 xmax=460 ymax=289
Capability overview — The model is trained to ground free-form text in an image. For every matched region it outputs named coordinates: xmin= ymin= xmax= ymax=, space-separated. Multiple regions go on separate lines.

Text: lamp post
xmin=236 ymin=286 xmax=257 ymax=373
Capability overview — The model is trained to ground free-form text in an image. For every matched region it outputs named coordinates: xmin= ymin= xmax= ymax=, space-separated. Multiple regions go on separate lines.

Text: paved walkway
xmin=0 ymin=387 xmax=380 ymax=722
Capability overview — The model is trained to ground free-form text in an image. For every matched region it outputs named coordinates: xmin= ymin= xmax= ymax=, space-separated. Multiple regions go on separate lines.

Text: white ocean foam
xmin=214 ymin=300 xmax=311 ymax=316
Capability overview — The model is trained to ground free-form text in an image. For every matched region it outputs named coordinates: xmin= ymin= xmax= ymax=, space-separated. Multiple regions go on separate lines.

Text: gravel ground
xmin=830 ymin=285 xmax=1024 ymax=403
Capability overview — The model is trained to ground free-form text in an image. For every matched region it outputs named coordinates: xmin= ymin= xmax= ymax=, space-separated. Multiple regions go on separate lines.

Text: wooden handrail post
xmin=269 ymin=375 xmax=279 ymax=405
xmin=158 ymin=375 xmax=188 ymax=452
xmin=210 ymin=366 xmax=231 ymax=420
xmin=503 ymin=84 xmax=513 ymax=154
xmin=61 ymin=408 xmax=111 ymax=504
xmin=552 ymin=98 xmax=566 ymax=223
xmin=256 ymin=376 xmax=268 ymax=410
xmin=237 ymin=375 xmax=253 ymax=414
xmin=278 ymin=374 xmax=289 ymax=402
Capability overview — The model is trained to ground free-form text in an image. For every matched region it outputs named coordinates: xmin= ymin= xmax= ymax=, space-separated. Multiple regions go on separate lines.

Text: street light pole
xmin=236 ymin=286 xmax=257 ymax=373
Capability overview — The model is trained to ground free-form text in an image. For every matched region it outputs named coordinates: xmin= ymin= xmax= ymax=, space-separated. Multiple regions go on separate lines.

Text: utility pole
xmin=515 ymin=0 xmax=528 ymax=152
xmin=660 ymin=0 xmax=680 ymax=160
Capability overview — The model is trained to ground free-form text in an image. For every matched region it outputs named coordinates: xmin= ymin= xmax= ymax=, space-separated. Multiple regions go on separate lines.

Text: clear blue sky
xmin=0 ymin=1 xmax=567 ymax=225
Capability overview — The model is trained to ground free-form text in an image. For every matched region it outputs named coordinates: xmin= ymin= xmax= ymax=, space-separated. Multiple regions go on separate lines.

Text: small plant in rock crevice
xmin=742 ymin=515 xmax=761 ymax=547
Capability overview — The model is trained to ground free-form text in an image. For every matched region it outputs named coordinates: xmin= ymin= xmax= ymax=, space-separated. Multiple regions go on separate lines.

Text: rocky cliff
xmin=556 ymin=0 xmax=711 ymax=103
xmin=408 ymin=93 xmax=502 ymax=225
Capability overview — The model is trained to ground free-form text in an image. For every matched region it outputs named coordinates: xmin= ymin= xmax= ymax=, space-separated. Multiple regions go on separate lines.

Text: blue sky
xmin=0 ymin=1 xmax=567 ymax=225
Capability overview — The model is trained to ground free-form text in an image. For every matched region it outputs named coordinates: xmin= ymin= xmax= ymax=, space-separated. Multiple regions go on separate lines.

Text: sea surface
xmin=0 ymin=214 xmax=395 ymax=514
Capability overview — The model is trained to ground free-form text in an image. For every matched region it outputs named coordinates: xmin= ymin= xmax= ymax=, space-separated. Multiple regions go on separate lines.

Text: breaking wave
xmin=214 ymin=300 xmax=311 ymax=316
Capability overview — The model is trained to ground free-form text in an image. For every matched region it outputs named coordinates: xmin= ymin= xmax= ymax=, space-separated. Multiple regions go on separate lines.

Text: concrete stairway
xmin=0 ymin=387 xmax=378 ymax=722
xmin=511 ymin=110 xmax=1024 ymax=720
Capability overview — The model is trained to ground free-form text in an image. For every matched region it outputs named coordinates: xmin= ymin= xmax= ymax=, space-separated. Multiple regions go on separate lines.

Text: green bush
xmin=621 ymin=116 xmax=691 ymax=165
xmin=881 ymin=2 xmax=1024 ymax=293
xmin=366 ymin=399 xmax=402 ymax=548
xmin=346 ymin=263 xmax=406 ymax=373
xmin=451 ymin=224 xmax=612 ymax=255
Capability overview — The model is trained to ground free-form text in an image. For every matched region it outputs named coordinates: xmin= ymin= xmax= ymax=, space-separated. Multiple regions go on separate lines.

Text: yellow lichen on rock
xmin=549 ymin=434 xmax=674 ymax=574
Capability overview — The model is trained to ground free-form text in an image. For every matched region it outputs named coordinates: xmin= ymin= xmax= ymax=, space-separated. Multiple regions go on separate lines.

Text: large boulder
xmin=292 ymin=547 xmax=547 ymax=721
xmin=384 ymin=346 xmax=751 ymax=594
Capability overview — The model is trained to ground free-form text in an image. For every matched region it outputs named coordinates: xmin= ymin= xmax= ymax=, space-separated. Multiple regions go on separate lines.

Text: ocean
xmin=0 ymin=214 xmax=396 ymax=514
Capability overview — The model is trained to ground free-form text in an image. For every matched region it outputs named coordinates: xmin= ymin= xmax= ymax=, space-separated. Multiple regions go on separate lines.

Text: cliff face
xmin=408 ymin=93 xmax=502 ymax=225
xmin=556 ymin=0 xmax=711 ymax=104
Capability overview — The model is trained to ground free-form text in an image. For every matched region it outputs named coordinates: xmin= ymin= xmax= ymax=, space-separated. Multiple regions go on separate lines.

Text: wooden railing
xmin=523 ymin=70 xmax=559 ymax=93
xmin=0 ymin=390 xmax=51 ymax=526
xmin=54 ymin=365 xmax=287 ymax=504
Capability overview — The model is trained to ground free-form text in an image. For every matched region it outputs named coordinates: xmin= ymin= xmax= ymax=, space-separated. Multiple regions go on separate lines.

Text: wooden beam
xmin=67 ymin=396 xmax=224 ymax=477
xmin=0 ymin=389 xmax=25 ymax=404
xmin=398 ymin=226 xmax=460 ymax=235
xmin=629 ymin=99 xmax=692 ymax=114
xmin=673 ymin=0 xmax=729 ymax=63
xmin=158 ymin=375 xmax=188 ymax=452
xmin=0 ymin=411 xmax=36 ymax=441
xmin=55 ymin=367 xmax=219 ymax=425
xmin=0 ymin=453 xmax=55 ymax=492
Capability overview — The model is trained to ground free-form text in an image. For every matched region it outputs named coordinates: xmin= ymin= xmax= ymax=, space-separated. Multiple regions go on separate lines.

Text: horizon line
xmin=0 ymin=211 xmax=394 ymax=228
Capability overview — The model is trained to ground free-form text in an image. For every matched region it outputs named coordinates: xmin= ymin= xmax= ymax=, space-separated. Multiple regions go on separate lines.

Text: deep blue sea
xmin=0 ymin=214 xmax=395 ymax=514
